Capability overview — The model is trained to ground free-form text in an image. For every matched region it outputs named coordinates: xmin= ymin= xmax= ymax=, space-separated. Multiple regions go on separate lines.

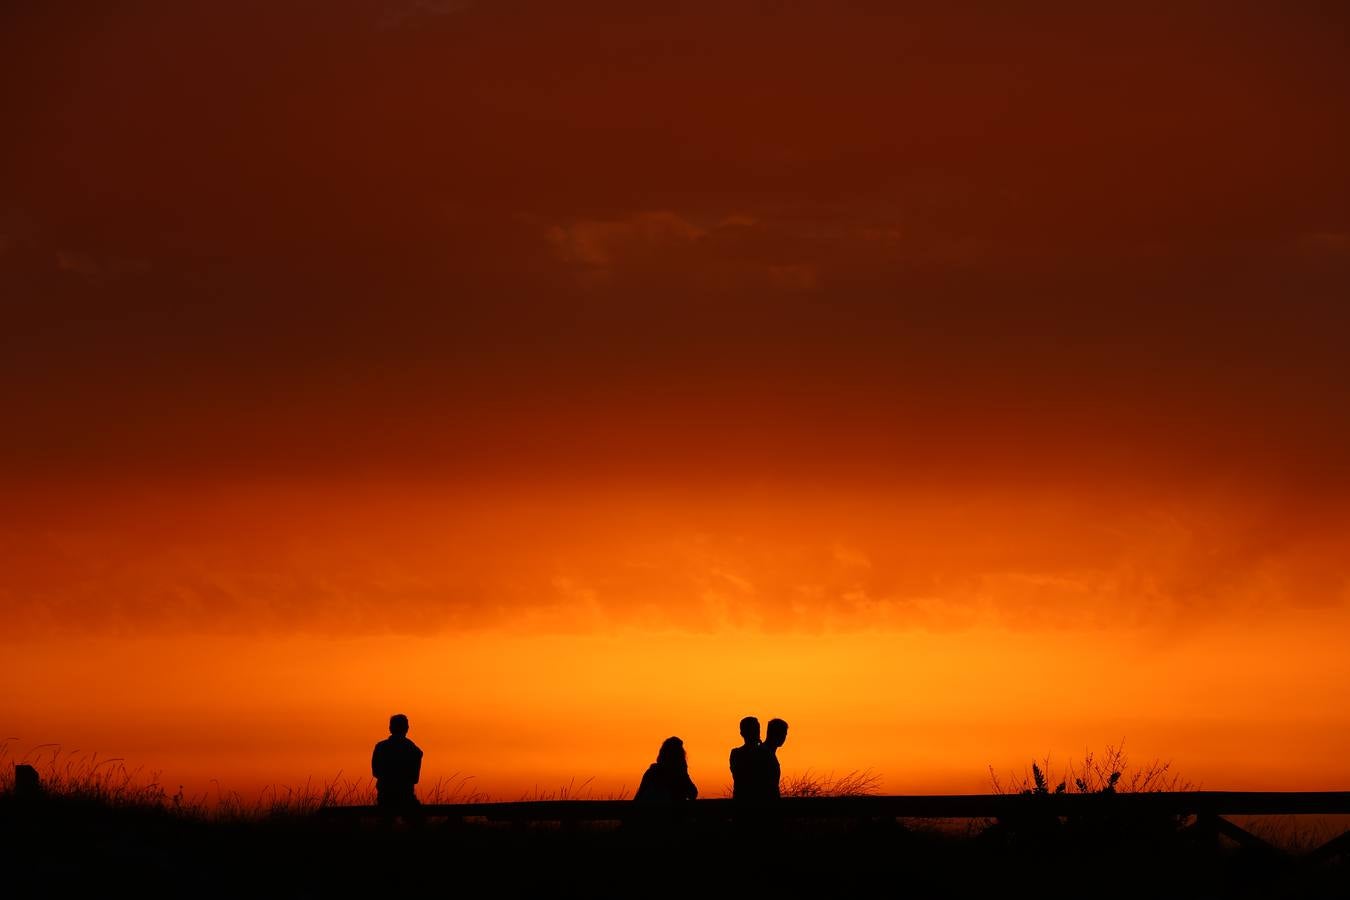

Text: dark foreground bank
xmin=3 ymin=792 xmax=1347 ymax=900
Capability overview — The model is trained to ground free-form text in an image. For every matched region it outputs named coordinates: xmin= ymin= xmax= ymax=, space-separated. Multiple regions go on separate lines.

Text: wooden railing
xmin=317 ymin=791 xmax=1350 ymax=859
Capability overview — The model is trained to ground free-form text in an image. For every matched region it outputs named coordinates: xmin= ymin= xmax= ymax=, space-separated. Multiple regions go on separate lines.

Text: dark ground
xmin=3 ymin=793 xmax=1347 ymax=899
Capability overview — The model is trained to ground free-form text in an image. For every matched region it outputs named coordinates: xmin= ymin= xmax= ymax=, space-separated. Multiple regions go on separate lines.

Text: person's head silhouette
xmin=739 ymin=716 xmax=761 ymax=745
xmin=657 ymin=736 xmax=687 ymax=769
xmin=389 ymin=713 xmax=410 ymax=737
xmin=765 ymin=718 xmax=788 ymax=750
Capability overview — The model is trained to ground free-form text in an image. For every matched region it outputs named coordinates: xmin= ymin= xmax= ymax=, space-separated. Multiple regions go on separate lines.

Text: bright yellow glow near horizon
xmin=6 ymin=618 xmax=1349 ymax=804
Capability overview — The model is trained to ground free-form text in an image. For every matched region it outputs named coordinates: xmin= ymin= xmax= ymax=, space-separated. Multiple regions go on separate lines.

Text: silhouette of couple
xmin=731 ymin=716 xmax=789 ymax=800
xmin=633 ymin=716 xmax=789 ymax=804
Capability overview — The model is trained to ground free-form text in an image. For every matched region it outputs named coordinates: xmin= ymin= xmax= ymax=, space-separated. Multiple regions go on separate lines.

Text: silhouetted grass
xmin=989 ymin=740 xmax=1193 ymax=797
xmin=716 ymin=768 xmax=883 ymax=799
xmin=517 ymin=776 xmax=632 ymax=801
xmin=982 ymin=741 xmax=1196 ymax=848
xmin=4 ymin=740 xmax=1347 ymax=899
xmin=0 ymin=739 xmax=487 ymax=821
xmin=781 ymin=767 xmax=884 ymax=798
xmin=3 ymin=739 xmax=173 ymax=812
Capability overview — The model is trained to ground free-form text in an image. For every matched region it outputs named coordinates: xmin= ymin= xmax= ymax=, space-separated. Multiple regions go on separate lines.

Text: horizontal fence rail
xmin=315 ymin=792 xmax=1350 ymax=859
xmin=318 ymin=791 xmax=1350 ymax=822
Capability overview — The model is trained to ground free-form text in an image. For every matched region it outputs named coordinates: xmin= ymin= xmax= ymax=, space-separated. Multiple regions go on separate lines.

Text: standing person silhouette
xmin=763 ymin=718 xmax=789 ymax=798
xmin=635 ymin=736 xmax=699 ymax=802
xmin=372 ymin=713 xmax=424 ymax=825
xmin=729 ymin=716 xmax=764 ymax=800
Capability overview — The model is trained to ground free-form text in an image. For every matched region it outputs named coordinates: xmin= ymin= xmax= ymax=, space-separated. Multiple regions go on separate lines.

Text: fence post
xmin=1188 ymin=811 xmax=1222 ymax=852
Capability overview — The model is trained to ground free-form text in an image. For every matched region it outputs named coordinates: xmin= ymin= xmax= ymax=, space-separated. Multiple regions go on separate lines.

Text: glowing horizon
xmin=7 ymin=619 xmax=1350 ymax=803
xmin=5 ymin=477 xmax=1349 ymax=801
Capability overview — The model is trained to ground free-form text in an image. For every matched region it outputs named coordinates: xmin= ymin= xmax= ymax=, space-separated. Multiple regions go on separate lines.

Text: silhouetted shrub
xmin=985 ymin=742 xmax=1192 ymax=849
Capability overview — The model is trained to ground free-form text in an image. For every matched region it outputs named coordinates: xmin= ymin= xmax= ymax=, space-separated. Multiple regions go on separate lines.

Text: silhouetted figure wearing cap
xmin=372 ymin=713 xmax=423 ymax=825
xmin=635 ymin=736 xmax=698 ymax=803
xmin=730 ymin=716 xmax=766 ymax=800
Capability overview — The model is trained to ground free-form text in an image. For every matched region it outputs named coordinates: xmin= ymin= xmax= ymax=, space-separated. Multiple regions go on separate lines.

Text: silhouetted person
xmin=13 ymin=764 xmax=42 ymax=802
xmin=763 ymin=718 xmax=789 ymax=799
xmin=730 ymin=715 xmax=765 ymax=800
xmin=635 ymin=736 xmax=698 ymax=802
xmin=372 ymin=713 xmax=423 ymax=824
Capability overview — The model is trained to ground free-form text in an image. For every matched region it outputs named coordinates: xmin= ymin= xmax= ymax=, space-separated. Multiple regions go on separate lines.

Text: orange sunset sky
xmin=2 ymin=2 xmax=1349 ymax=802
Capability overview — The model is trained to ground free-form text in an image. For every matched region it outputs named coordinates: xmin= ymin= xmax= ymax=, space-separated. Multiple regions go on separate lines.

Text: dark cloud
xmin=0 ymin=3 xmax=1347 ymax=607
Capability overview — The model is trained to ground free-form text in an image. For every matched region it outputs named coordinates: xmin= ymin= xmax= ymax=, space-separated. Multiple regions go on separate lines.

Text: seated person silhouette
xmin=372 ymin=713 xmax=424 ymax=823
xmin=763 ymin=718 xmax=789 ymax=798
xmin=634 ymin=736 xmax=698 ymax=802
xmin=729 ymin=715 xmax=766 ymax=800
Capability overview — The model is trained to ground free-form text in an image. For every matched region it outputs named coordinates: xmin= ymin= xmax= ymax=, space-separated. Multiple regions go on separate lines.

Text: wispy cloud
xmin=375 ymin=0 xmax=471 ymax=30
xmin=546 ymin=211 xmax=707 ymax=267
xmin=6 ymin=484 xmax=1343 ymax=640
xmin=55 ymin=250 xmax=150 ymax=284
